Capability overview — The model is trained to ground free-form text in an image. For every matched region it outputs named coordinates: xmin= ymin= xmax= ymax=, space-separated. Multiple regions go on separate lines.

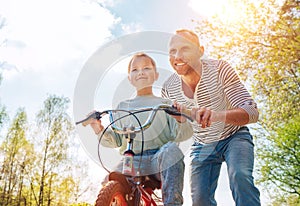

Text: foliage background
xmin=193 ymin=0 xmax=299 ymax=204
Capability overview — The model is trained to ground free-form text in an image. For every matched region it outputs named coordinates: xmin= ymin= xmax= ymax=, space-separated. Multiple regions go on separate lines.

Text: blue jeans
xmin=110 ymin=142 xmax=185 ymax=206
xmin=190 ymin=127 xmax=261 ymax=206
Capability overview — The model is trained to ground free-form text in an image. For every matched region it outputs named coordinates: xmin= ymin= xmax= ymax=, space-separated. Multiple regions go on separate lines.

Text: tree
xmin=35 ymin=95 xmax=74 ymax=206
xmin=0 ymin=74 xmax=8 ymax=129
xmin=0 ymin=15 xmax=9 ymax=131
xmin=0 ymin=94 xmax=94 ymax=205
xmin=0 ymin=108 xmax=34 ymax=206
xmin=193 ymin=0 xmax=299 ymax=204
xmin=259 ymin=114 xmax=300 ymax=205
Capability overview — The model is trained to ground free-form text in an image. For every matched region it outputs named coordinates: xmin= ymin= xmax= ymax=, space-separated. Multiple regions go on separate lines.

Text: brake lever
xmin=76 ymin=111 xmax=106 ymax=126
xmin=163 ymin=106 xmax=193 ymax=122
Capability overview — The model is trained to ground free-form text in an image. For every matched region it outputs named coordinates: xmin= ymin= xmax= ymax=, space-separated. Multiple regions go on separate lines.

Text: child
xmin=89 ymin=52 xmax=193 ymax=205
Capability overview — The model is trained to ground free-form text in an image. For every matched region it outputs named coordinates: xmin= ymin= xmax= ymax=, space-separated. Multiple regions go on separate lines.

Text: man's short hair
xmin=175 ymin=29 xmax=201 ymax=48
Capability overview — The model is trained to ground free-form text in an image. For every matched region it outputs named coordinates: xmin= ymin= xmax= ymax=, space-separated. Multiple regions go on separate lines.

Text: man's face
xmin=128 ymin=56 xmax=158 ymax=90
xmin=168 ymin=34 xmax=203 ymax=75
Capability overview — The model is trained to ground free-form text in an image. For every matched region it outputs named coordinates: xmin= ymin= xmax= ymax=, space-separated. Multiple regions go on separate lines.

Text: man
xmin=162 ymin=29 xmax=261 ymax=206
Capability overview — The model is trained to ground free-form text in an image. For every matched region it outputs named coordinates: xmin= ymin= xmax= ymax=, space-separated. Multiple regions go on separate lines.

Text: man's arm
xmin=191 ymin=107 xmax=250 ymax=128
xmin=193 ymin=60 xmax=259 ymax=128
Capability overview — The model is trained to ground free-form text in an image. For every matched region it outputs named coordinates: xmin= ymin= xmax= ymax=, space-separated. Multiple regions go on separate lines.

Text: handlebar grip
xmin=164 ymin=106 xmax=193 ymax=122
xmin=181 ymin=107 xmax=192 ymax=119
xmin=75 ymin=111 xmax=103 ymax=126
xmin=81 ymin=118 xmax=93 ymax=127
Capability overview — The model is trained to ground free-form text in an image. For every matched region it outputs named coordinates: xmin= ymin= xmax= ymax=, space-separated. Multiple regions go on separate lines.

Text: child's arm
xmin=167 ymin=109 xmax=193 ymax=142
xmin=89 ymin=118 xmax=122 ymax=148
xmin=173 ymin=118 xmax=194 ymax=142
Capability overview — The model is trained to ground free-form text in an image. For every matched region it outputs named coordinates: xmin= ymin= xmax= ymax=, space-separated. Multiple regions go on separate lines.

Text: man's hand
xmin=191 ymin=107 xmax=249 ymax=127
xmin=191 ymin=107 xmax=214 ymax=128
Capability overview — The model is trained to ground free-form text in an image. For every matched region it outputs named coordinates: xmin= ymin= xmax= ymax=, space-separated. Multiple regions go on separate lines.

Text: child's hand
xmin=87 ymin=111 xmax=104 ymax=134
xmin=90 ymin=119 xmax=104 ymax=135
xmin=172 ymin=102 xmax=187 ymax=123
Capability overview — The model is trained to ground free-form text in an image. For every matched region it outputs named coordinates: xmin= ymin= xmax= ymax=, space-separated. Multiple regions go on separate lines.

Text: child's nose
xmin=138 ymin=69 xmax=144 ymax=75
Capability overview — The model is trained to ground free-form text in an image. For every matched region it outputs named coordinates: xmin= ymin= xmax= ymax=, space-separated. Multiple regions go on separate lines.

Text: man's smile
xmin=174 ymin=62 xmax=187 ymax=66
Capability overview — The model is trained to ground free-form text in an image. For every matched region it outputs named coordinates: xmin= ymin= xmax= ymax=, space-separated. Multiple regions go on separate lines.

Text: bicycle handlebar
xmin=75 ymin=104 xmax=193 ymax=134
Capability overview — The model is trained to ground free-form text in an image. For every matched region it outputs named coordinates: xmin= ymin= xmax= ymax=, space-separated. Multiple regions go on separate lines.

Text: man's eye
xmin=182 ymin=47 xmax=190 ymax=52
xmin=169 ymin=50 xmax=176 ymax=55
xmin=144 ymin=67 xmax=151 ymax=70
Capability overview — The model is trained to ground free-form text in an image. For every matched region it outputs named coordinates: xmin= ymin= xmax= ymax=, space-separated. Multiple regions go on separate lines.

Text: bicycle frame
xmin=76 ymin=104 xmax=192 ymax=206
xmin=115 ymin=125 xmax=159 ymax=206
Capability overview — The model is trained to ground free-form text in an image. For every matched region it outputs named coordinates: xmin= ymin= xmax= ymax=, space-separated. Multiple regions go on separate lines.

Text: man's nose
xmin=173 ymin=51 xmax=182 ymax=59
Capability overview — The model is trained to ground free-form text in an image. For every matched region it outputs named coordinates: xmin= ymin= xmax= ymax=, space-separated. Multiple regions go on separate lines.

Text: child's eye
xmin=144 ymin=67 xmax=151 ymax=70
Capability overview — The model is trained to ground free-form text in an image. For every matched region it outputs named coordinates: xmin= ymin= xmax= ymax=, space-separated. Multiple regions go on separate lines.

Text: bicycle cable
xmin=96 ymin=107 xmax=185 ymax=175
xmin=97 ymin=109 xmax=145 ymax=174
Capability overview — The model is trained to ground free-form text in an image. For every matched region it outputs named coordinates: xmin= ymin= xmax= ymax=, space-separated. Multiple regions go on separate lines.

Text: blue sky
xmin=0 ymin=0 xmax=202 ymax=118
xmin=0 ymin=0 xmax=268 ymax=205
xmin=104 ymin=0 xmax=199 ymax=35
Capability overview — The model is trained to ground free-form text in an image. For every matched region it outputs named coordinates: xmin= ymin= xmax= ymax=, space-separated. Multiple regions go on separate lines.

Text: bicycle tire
xmin=95 ymin=180 xmax=128 ymax=206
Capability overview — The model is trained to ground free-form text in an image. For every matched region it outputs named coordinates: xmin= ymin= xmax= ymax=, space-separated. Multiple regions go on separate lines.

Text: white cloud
xmin=0 ymin=0 xmax=117 ymax=76
xmin=121 ymin=22 xmax=143 ymax=34
xmin=94 ymin=0 xmax=122 ymax=8
xmin=0 ymin=0 xmax=119 ymax=121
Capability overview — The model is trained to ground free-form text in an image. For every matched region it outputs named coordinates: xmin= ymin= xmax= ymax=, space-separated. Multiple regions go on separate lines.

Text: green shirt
xmin=98 ymin=95 xmax=193 ymax=154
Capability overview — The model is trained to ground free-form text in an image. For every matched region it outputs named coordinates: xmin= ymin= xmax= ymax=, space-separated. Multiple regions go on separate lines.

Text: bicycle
xmin=76 ymin=104 xmax=192 ymax=206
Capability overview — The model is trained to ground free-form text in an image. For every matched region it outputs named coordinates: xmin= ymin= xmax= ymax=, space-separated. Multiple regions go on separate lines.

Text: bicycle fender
xmin=109 ymin=172 xmax=131 ymax=193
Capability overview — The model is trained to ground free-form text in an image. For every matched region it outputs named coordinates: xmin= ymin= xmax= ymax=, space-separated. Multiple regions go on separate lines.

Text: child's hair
xmin=128 ymin=52 xmax=157 ymax=73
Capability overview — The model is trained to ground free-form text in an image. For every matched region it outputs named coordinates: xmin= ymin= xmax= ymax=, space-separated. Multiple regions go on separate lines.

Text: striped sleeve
xmin=161 ymin=84 xmax=169 ymax=99
xmin=161 ymin=74 xmax=182 ymax=102
xmin=218 ymin=60 xmax=259 ymax=123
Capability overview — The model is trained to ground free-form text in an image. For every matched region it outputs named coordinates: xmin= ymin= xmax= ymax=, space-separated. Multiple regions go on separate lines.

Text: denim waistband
xmin=135 ymin=149 xmax=159 ymax=156
xmin=192 ymin=126 xmax=249 ymax=146
xmin=238 ymin=126 xmax=249 ymax=132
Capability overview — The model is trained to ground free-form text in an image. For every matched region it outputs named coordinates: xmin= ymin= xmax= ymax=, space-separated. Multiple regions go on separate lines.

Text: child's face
xmin=128 ymin=56 xmax=159 ymax=90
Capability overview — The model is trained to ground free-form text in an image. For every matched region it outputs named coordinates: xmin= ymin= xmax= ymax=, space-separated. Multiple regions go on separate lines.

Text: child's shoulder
xmin=156 ymin=96 xmax=172 ymax=104
xmin=137 ymin=95 xmax=172 ymax=103
xmin=118 ymin=95 xmax=172 ymax=108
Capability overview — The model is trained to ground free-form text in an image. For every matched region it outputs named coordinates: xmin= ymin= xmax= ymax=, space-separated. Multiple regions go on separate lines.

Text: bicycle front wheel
xmin=95 ymin=180 xmax=128 ymax=206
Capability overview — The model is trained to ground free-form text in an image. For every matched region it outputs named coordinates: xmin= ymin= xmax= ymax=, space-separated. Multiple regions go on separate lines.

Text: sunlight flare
xmin=189 ymin=0 xmax=246 ymax=23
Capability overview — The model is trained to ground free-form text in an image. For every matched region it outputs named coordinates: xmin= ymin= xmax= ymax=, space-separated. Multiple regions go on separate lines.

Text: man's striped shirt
xmin=161 ymin=59 xmax=259 ymax=143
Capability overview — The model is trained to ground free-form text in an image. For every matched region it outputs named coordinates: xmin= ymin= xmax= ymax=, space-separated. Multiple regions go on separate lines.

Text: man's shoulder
xmin=202 ymin=59 xmax=221 ymax=68
xmin=163 ymin=73 xmax=180 ymax=88
xmin=202 ymin=59 xmax=231 ymax=74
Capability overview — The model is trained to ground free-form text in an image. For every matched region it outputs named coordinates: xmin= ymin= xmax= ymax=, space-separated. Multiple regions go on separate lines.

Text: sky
xmin=0 ymin=0 xmax=269 ymax=205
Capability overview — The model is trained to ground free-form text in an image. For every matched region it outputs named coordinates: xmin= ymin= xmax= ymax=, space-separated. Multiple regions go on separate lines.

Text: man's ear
xmin=128 ymin=75 xmax=131 ymax=82
xmin=199 ymin=46 xmax=204 ymax=57
xmin=155 ymin=72 xmax=159 ymax=81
